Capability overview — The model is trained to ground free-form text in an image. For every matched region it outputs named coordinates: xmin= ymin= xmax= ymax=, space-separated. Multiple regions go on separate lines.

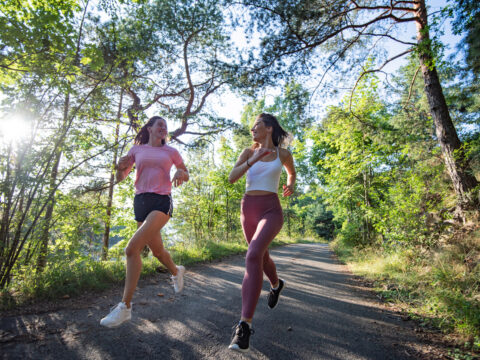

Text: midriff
xmin=245 ymin=190 xmax=276 ymax=196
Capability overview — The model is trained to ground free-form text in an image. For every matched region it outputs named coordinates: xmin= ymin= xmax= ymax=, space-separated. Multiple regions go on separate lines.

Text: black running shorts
xmin=133 ymin=193 xmax=173 ymax=222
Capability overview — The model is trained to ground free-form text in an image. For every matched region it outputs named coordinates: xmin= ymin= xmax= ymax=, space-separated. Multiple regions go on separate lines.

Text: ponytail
xmin=257 ymin=113 xmax=289 ymax=147
xmin=134 ymin=116 xmax=166 ymax=145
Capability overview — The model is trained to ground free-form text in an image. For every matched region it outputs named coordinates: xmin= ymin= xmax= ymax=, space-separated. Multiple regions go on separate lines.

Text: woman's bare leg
xmin=148 ymin=232 xmax=177 ymax=275
xmin=122 ymin=211 xmax=170 ymax=307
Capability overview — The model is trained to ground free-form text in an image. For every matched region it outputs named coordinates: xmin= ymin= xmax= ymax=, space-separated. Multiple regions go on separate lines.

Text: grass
xmin=0 ymin=235 xmax=323 ymax=311
xmin=331 ymin=230 xmax=480 ymax=354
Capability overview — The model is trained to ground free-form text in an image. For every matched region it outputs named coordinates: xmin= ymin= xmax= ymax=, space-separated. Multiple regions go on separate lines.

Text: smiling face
xmin=148 ymin=118 xmax=167 ymax=140
xmin=250 ymin=118 xmax=272 ymax=143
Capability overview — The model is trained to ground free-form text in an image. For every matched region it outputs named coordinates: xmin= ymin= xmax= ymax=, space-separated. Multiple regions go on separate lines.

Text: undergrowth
xmin=331 ymin=228 xmax=480 ymax=354
xmin=0 ymin=236 xmax=323 ymax=310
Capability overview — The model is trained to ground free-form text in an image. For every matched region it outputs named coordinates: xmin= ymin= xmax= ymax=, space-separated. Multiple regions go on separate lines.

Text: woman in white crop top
xmin=227 ymin=113 xmax=296 ymax=352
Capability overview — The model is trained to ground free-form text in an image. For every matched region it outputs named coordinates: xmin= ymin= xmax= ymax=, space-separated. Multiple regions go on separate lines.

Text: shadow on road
xmin=0 ymin=243 xmax=440 ymax=359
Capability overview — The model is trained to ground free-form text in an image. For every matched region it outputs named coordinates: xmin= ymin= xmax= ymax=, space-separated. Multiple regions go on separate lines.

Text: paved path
xmin=1 ymin=243 xmax=440 ymax=359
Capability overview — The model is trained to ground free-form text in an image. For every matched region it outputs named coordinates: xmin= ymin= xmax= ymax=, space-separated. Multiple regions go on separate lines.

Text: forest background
xmin=1 ymin=0 xmax=479 ymax=354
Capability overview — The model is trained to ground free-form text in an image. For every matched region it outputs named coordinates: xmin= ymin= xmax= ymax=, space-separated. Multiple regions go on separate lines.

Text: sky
xmin=208 ymin=0 xmax=462 ymax=127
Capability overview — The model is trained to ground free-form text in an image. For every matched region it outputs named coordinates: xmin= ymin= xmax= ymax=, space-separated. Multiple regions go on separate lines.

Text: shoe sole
xmin=100 ymin=317 xmax=131 ymax=328
xmin=228 ymin=344 xmax=249 ymax=353
xmin=174 ymin=266 xmax=186 ymax=293
xmin=269 ymin=279 xmax=286 ymax=309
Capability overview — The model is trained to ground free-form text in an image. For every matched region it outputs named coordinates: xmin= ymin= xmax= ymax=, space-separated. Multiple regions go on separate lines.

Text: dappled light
xmin=0 ymin=0 xmax=479 ymax=358
xmin=1 ymin=244 xmax=441 ymax=359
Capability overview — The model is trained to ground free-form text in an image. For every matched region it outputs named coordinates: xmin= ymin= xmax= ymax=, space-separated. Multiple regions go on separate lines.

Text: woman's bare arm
xmin=228 ymin=149 xmax=252 ymax=184
xmin=172 ymin=162 xmax=189 ymax=187
xmin=116 ymin=155 xmax=134 ymax=183
xmin=281 ymin=149 xmax=296 ymax=197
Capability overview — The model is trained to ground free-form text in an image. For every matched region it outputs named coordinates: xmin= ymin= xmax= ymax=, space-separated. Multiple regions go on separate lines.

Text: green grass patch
xmin=272 ymin=235 xmax=328 ymax=246
xmin=331 ymin=231 xmax=480 ymax=350
xmin=0 ymin=236 xmax=320 ymax=311
xmin=169 ymin=240 xmax=248 ymax=265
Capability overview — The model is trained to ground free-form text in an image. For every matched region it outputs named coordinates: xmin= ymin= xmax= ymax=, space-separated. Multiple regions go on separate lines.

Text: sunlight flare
xmin=0 ymin=113 xmax=32 ymax=146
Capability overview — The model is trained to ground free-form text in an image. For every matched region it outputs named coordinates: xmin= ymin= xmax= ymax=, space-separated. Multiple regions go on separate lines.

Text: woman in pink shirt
xmin=100 ymin=116 xmax=189 ymax=328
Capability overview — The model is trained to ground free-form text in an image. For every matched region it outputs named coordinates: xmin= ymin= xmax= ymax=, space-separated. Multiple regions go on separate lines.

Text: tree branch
xmin=349 ymin=48 xmax=414 ymax=116
xmin=407 ymin=65 xmax=421 ymax=103
xmin=356 ymin=32 xmax=416 ymax=45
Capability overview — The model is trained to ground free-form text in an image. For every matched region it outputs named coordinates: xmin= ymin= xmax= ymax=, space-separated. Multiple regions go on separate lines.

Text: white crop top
xmin=246 ymin=148 xmax=283 ymax=193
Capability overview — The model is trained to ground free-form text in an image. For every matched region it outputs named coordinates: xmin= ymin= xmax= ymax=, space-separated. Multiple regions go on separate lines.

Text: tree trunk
xmin=286 ymin=199 xmax=291 ymax=237
xmin=36 ymin=91 xmax=69 ymax=271
xmin=363 ymin=170 xmax=368 ymax=244
xmin=36 ymin=150 xmax=61 ymax=270
xmin=225 ymin=189 xmax=229 ymax=243
xmin=0 ymin=145 xmax=13 ymax=268
xmin=0 ymin=191 xmax=25 ymax=287
xmin=35 ymin=1 xmax=89 ymax=270
xmin=415 ymin=0 xmax=479 ymax=214
xmin=102 ymin=90 xmax=123 ymax=260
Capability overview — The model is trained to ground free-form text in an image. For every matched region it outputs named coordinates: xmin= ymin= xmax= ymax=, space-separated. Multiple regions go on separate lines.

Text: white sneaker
xmin=100 ymin=302 xmax=131 ymax=328
xmin=171 ymin=265 xmax=185 ymax=293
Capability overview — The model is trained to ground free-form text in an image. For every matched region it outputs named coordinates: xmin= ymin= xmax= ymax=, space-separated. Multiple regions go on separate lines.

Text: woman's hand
xmin=117 ymin=155 xmax=133 ymax=171
xmin=172 ymin=169 xmax=188 ymax=187
xmin=249 ymin=148 xmax=273 ymax=165
xmin=282 ymin=184 xmax=294 ymax=197
xmin=115 ymin=155 xmax=134 ymax=183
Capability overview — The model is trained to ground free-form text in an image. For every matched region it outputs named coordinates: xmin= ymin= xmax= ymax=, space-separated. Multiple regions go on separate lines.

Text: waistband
xmin=135 ymin=192 xmax=171 ymax=197
xmin=243 ymin=192 xmax=279 ymax=199
xmin=242 ymin=193 xmax=280 ymax=202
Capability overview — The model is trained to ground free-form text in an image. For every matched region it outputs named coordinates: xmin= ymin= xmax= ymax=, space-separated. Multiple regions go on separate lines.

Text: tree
xmin=451 ymin=0 xmax=480 ymax=77
xmin=90 ymin=0 xmax=239 ymax=144
xmin=310 ymin=56 xmax=467 ymax=247
xmin=310 ymin=72 xmax=394 ymax=245
xmin=241 ymin=0 xmax=479 ymax=215
xmin=0 ymin=0 xmax=115 ymax=284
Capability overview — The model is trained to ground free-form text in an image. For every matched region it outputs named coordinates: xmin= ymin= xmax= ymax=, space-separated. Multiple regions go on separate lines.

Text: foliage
xmin=171 ymin=141 xmax=246 ymax=246
xmin=450 ymin=0 xmax=480 ymax=76
xmin=241 ymin=0 xmax=479 ymax=211
xmin=310 ymin=72 xmax=394 ymax=246
xmin=332 ymin=229 xmax=480 ymax=344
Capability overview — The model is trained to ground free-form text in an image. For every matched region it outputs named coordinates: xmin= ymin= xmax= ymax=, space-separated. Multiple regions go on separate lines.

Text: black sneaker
xmin=267 ymin=278 xmax=285 ymax=309
xmin=228 ymin=321 xmax=254 ymax=352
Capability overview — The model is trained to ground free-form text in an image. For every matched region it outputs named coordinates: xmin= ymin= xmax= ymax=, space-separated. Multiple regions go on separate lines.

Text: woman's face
xmin=250 ymin=119 xmax=272 ymax=143
xmin=148 ymin=118 xmax=168 ymax=139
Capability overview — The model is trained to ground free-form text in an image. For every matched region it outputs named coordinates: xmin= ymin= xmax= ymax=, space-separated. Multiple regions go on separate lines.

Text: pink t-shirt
xmin=125 ymin=144 xmax=184 ymax=195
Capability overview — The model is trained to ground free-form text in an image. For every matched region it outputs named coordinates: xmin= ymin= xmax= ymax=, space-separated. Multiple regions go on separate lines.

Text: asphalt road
xmin=0 ymin=243 xmax=442 ymax=359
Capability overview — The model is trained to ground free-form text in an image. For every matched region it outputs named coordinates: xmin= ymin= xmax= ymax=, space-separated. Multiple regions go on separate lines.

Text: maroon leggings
xmin=240 ymin=193 xmax=283 ymax=319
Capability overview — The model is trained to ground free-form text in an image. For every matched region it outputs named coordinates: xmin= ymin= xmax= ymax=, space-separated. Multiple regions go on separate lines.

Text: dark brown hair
xmin=134 ymin=116 xmax=167 ymax=145
xmin=257 ymin=113 xmax=288 ymax=147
